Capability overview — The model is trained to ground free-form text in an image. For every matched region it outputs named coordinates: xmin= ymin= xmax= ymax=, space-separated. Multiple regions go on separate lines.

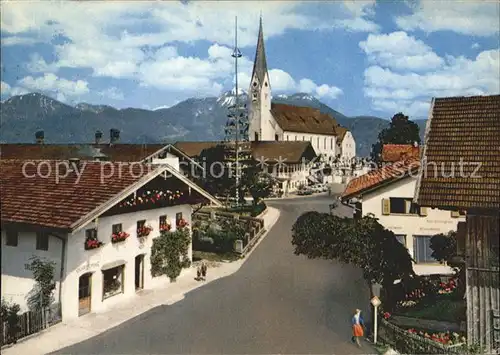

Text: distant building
xmin=247 ymin=18 xmax=355 ymax=162
xmin=381 ymin=144 xmax=420 ymax=163
xmin=342 ymin=157 xmax=465 ymax=276
xmin=414 ymin=94 xmax=500 ymax=353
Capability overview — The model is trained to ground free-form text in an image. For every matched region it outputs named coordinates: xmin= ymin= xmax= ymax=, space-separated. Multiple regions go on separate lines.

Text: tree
xmin=291 ymin=212 xmax=415 ymax=298
xmin=240 ymin=162 xmax=275 ymax=206
xmin=371 ymin=112 xmax=421 ymax=164
xmin=26 ymin=256 xmax=56 ymax=310
xmin=151 ymin=227 xmax=191 ymax=282
xmin=430 ymin=231 xmax=465 ymax=298
xmin=199 ymin=144 xmax=234 ymax=198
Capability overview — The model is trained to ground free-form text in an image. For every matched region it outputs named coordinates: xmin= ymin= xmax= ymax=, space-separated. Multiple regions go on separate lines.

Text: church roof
xmin=270 ymin=103 xmax=344 ymax=136
xmin=251 ymin=17 xmax=268 ymax=85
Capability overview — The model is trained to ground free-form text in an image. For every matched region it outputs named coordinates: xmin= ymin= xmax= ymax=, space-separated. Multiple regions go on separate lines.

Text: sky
xmin=1 ymin=0 xmax=499 ymax=119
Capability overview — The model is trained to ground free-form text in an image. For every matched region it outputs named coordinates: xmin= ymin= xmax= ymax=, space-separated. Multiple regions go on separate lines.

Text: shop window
xmin=102 ymin=265 xmax=124 ymax=299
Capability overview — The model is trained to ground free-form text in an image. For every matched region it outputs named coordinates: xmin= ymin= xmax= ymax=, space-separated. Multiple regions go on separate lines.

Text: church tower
xmin=248 ymin=17 xmax=272 ymax=142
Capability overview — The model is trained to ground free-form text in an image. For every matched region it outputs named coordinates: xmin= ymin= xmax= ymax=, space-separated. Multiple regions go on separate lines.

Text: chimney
xmin=109 ymin=128 xmax=120 ymax=145
xmin=69 ymin=157 xmax=81 ymax=173
xmin=95 ymin=130 xmax=103 ymax=144
xmin=35 ymin=130 xmax=44 ymax=144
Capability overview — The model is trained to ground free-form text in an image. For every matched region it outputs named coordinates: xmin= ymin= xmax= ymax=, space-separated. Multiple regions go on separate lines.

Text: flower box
xmin=160 ymin=224 xmax=171 ymax=233
xmin=111 ymin=231 xmax=130 ymax=244
xmin=137 ymin=225 xmax=153 ymax=238
xmin=85 ymin=238 xmax=103 ymax=250
xmin=177 ymin=219 xmax=189 ymax=228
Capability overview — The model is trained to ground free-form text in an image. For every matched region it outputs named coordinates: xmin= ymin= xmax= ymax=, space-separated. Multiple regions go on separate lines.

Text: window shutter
xmin=451 ymin=211 xmax=460 ymax=218
xmin=405 ymin=200 xmax=411 ymax=214
xmin=419 ymin=207 xmax=428 ymax=217
xmin=382 ymin=199 xmax=390 ymax=215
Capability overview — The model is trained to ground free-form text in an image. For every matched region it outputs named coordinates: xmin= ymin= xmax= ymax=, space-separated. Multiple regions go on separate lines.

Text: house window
xmin=36 ymin=232 xmax=49 ymax=251
xmin=286 ymin=135 xmax=289 ymax=141
xmin=254 ymin=133 xmax=259 ymax=141
xmin=102 ymin=265 xmax=124 ymax=299
xmin=112 ymin=224 xmax=122 ymax=234
xmin=275 ymin=134 xmax=279 ymax=141
xmin=302 ymin=136 xmax=305 ymax=141
xmin=176 ymin=212 xmax=183 ymax=225
xmin=159 ymin=215 xmax=168 ymax=228
xmin=5 ymin=229 xmax=18 ymax=247
xmin=137 ymin=220 xmax=146 ymax=231
xmin=85 ymin=228 xmax=97 ymax=240
xmin=295 ymin=135 xmax=297 ymax=141
xmin=413 ymin=236 xmax=437 ymax=264
xmin=395 ymin=234 xmax=406 ymax=246
xmin=389 ymin=198 xmax=406 ymax=214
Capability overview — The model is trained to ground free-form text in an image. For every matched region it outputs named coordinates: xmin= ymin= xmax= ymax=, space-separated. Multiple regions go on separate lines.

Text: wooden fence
xmin=1 ymin=304 xmax=61 ymax=347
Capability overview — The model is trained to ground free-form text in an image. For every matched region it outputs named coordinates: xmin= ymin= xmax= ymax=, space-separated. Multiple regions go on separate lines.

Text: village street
xmin=53 ymin=195 xmax=373 ymax=354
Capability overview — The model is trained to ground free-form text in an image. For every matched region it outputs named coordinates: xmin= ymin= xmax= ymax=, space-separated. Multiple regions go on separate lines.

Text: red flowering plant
xmin=177 ymin=218 xmax=189 ymax=229
xmin=137 ymin=225 xmax=153 ymax=238
xmin=407 ymin=328 xmax=465 ymax=346
xmin=438 ymin=277 xmax=457 ymax=295
xmin=84 ymin=236 xmax=103 ymax=250
xmin=111 ymin=231 xmax=130 ymax=244
xmin=159 ymin=223 xmax=171 ymax=233
xmin=383 ymin=312 xmax=391 ymax=320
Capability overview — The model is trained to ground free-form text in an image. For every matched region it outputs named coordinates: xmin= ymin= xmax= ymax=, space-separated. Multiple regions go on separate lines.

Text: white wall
xmin=269 ymin=163 xmax=309 ymax=193
xmin=61 ymin=204 xmax=192 ymax=320
xmin=151 ymin=152 xmax=180 ymax=171
xmin=1 ymin=231 xmax=63 ymax=312
xmin=361 ymin=176 xmax=465 ymax=275
xmin=249 ymin=72 xmax=275 ymax=141
xmin=341 ymin=131 xmax=356 ymax=159
xmin=283 ymin=131 xmax=337 ymax=159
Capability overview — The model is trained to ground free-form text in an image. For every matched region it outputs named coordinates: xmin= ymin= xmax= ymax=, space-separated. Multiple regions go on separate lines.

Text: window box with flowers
xmin=177 ymin=218 xmax=189 ymax=229
xmin=84 ymin=228 xmax=103 ymax=250
xmin=160 ymin=223 xmax=171 ymax=233
xmin=111 ymin=231 xmax=130 ymax=244
xmin=137 ymin=221 xmax=153 ymax=238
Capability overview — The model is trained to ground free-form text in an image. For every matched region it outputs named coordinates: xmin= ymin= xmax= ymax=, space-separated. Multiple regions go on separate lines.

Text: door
xmin=78 ymin=273 xmax=92 ymax=316
xmin=135 ymin=255 xmax=144 ymax=290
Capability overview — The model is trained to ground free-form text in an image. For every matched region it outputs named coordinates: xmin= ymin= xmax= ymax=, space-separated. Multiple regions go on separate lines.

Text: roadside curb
xmin=1 ymin=207 xmax=281 ymax=355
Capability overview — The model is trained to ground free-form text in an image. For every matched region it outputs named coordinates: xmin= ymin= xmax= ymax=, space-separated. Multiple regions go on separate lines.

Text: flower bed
xmin=111 ymin=231 xmax=130 ymax=244
xmin=406 ymin=328 xmax=466 ymax=346
xmin=137 ymin=225 xmax=153 ymax=238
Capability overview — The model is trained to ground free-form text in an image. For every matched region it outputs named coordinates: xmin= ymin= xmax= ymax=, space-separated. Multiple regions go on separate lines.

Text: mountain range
xmin=0 ymin=91 xmax=427 ymax=157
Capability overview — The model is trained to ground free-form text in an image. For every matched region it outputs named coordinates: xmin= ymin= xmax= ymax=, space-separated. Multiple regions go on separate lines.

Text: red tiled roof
xmin=415 ymin=95 xmax=500 ymax=209
xmin=0 ymin=144 xmax=165 ymax=161
xmin=382 ymin=144 xmax=420 ymax=162
xmin=342 ymin=157 xmax=421 ymax=199
xmin=270 ymin=103 xmax=347 ymax=136
xmin=0 ymin=160 xmax=163 ymax=230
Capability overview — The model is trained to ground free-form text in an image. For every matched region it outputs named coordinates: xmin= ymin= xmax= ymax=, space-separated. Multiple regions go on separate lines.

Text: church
xmin=247 ymin=18 xmax=356 ymax=163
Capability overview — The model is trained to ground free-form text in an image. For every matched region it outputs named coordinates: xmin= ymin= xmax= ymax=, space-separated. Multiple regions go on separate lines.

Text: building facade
xmin=342 ymin=158 xmax=466 ymax=276
xmin=247 ymin=18 xmax=355 ymax=161
xmin=1 ymin=159 xmax=221 ymax=321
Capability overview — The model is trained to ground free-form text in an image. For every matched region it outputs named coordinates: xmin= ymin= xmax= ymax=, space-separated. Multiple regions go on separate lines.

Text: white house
xmin=247 ymin=18 xmax=355 ymax=162
xmin=1 ymin=159 xmax=221 ymax=321
xmin=341 ymin=157 xmax=466 ymax=275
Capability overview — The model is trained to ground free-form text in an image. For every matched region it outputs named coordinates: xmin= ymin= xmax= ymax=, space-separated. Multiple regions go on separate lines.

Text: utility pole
xmin=232 ymin=16 xmax=241 ymax=207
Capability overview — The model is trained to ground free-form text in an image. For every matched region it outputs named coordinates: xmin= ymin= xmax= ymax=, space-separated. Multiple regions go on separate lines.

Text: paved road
xmin=54 ymin=195 xmax=373 ymax=354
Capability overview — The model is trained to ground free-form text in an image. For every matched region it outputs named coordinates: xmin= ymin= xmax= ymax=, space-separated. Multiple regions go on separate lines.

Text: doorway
xmin=135 ymin=255 xmax=144 ymax=290
xmin=78 ymin=273 xmax=92 ymax=316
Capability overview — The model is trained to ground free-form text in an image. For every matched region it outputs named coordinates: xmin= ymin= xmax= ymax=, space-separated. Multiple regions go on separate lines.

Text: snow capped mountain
xmin=216 ymin=88 xmax=249 ymax=108
xmin=75 ymin=102 xmax=115 ymax=114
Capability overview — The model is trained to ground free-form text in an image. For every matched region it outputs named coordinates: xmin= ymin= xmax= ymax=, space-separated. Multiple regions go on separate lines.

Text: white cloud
xmin=16 ymin=73 xmax=89 ymax=100
xmin=335 ymin=0 xmax=379 ymax=32
xmin=471 ymin=43 xmax=480 ymax=49
xmin=395 ymin=1 xmax=500 ymax=37
xmin=1 ymin=81 xmax=12 ymax=95
xmin=362 ymin=48 xmax=500 ymax=116
xmin=359 ymin=32 xmax=444 ymax=71
xmin=299 ymin=79 xmax=343 ymax=99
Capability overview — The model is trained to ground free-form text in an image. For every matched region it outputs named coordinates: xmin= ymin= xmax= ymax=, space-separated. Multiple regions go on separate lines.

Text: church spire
xmin=251 ymin=15 xmax=268 ymax=85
